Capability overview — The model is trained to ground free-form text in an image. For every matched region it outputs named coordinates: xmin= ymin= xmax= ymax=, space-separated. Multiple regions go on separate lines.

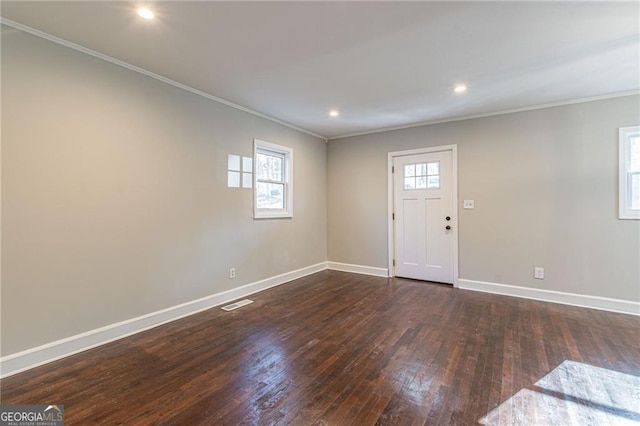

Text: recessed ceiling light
xmin=329 ymin=110 xmax=339 ymax=117
xmin=453 ymin=84 xmax=467 ymax=94
xmin=137 ymin=7 xmax=154 ymax=20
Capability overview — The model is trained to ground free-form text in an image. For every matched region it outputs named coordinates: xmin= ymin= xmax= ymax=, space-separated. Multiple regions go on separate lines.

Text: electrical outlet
xmin=229 ymin=267 xmax=236 ymax=279
xmin=534 ymin=267 xmax=544 ymax=279
xmin=463 ymin=200 xmax=475 ymax=209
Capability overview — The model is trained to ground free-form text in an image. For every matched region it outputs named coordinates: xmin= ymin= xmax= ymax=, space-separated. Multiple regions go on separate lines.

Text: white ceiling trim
xmin=329 ymin=90 xmax=640 ymax=141
xmin=0 ymin=18 xmax=328 ymax=142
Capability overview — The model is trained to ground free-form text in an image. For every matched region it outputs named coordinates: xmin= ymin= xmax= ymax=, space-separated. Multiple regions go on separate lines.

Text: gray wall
xmin=2 ymin=23 xmax=639 ymax=359
xmin=1 ymin=26 xmax=327 ymax=355
xmin=328 ymin=95 xmax=640 ymax=302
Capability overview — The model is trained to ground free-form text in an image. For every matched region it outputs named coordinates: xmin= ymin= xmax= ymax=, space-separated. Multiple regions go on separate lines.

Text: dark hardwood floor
xmin=1 ymin=271 xmax=639 ymax=425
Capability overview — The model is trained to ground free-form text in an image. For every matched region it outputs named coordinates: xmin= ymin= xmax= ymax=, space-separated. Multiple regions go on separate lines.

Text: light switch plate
xmin=463 ymin=200 xmax=475 ymax=209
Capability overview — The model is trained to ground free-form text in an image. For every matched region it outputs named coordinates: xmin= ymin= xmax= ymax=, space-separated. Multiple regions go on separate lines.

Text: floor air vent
xmin=221 ymin=299 xmax=254 ymax=311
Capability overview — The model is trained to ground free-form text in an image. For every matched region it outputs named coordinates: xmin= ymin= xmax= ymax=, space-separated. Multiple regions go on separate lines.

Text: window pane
xmin=416 ymin=163 xmax=427 ymax=176
xmin=268 ymin=155 xmax=283 ymax=181
xmin=404 ymin=177 xmax=415 ymax=190
xmin=427 ymin=176 xmax=440 ymax=189
xmin=630 ymin=136 xmax=640 ymax=172
xmin=256 ymin=182 xmax=268 ymax=207
xmin=257 ymin=151 xmax=284 ymax=182
xmin=256 ymin=153 xmax=269 ymax=180
xmin=630 ymin=173 xmax=640 ymax=210
xmin=427 ymin=162 xmax=439 ymax=176
xmin=267 ymin=183 xmax=284 ymax=209
xmin=416 ymin=176 xmax=427 ymax=189
xmin=404 ymin=164 xmax=415 ymax=177
xmin=619 ymin=127 xmax=640 ymax=218
xmin=256 ymin=182 xmax=284 ymax=209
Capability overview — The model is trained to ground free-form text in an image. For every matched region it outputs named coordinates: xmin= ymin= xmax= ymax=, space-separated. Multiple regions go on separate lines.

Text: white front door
xmin=393 ymin=150 xmax=454 ymax=284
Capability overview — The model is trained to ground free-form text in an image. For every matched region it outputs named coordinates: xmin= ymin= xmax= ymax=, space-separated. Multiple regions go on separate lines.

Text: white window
xmin=254 ymin=139 xmax=293 ymax=219
xmin=619 ymin=126 xmax=640 ymax=219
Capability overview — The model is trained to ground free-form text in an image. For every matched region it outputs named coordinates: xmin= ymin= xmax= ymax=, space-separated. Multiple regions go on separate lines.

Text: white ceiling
xmin=2 ymin=1 xmax=639 ymax=139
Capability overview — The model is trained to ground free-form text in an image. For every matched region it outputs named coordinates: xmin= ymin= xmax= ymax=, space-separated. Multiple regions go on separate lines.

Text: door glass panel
xmin=427 ymin=162 xmax=440 ymax=189
xmin=404 ymin=164 xmax=416 ymax=189
xmin=404 ymin=177 xmax=416 ymax=190
xmin=404 ymin=161 xmax=440 ymax=190
xmin=404 ymin=164 xmax=415 ymax=177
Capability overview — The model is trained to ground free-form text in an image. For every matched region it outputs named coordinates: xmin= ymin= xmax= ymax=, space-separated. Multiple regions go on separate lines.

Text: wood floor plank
xmin=2 ymin=270 xmax=639 ymax=425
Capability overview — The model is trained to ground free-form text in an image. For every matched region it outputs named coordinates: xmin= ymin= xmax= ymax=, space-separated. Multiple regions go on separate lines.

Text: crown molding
xmin=0 ymin=18 xmax=328 ymax=142
xmin=3 ymin=18 xmax=635 ymax=145
xmin=329 ymin=90 xmax=640 ymax=140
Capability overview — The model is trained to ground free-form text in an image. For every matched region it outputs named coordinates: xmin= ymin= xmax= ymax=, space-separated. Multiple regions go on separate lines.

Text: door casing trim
xmin=387 ymin=145 xmax=459 ymax=286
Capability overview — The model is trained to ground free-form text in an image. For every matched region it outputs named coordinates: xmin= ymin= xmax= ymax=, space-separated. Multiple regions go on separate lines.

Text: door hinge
xmin=392 ymin=213 xmax=395 ymax=220
xmin=392 ymin=166 xmax=395 ymax=173
xmin=393 ymin=259 xmax=396 ymax=266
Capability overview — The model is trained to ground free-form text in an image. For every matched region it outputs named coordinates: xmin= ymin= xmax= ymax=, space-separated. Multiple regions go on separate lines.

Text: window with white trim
xmin=254 ymin=139 xmax=293 ymax=219
xmin=619 ymin=126 xmax=640 ymax=219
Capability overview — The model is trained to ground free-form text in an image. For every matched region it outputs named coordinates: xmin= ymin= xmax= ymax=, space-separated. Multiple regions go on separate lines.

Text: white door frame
xmin=387 ymin=145 xmax=459 ymax=287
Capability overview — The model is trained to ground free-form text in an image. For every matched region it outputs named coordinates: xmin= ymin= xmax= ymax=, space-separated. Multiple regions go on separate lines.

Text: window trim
xmin=254 ymin=139 xmax=293 ymax=219
xmin=619 ymin=126 xmax=640 ymax=220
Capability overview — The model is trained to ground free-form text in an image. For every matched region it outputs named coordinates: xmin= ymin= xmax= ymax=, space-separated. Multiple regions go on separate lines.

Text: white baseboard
xmin=0 ymin=262 xmax=328 ymax=378
xmin=327 ymin=261 xmax=389 ymax=278
xmin=458 ymin=279 xmax=640 ymax=316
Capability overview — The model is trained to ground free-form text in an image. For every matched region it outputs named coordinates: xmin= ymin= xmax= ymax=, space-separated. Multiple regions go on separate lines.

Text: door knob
xmin=446 ymin=225 xmax=451 ymax=230
xmin=446 ymin=216 xmax=451 ymax=221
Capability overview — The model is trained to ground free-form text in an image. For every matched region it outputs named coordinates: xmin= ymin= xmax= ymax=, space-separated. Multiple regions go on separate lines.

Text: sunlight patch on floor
xmin=479 ymin=360 xmax=640 ymax=425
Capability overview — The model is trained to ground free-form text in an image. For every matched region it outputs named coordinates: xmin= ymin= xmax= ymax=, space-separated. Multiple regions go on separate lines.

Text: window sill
xmin=254 ymin=211 xmax=293 ymax=219
xmin=619 ymin=213 xmax=640 ymax=220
